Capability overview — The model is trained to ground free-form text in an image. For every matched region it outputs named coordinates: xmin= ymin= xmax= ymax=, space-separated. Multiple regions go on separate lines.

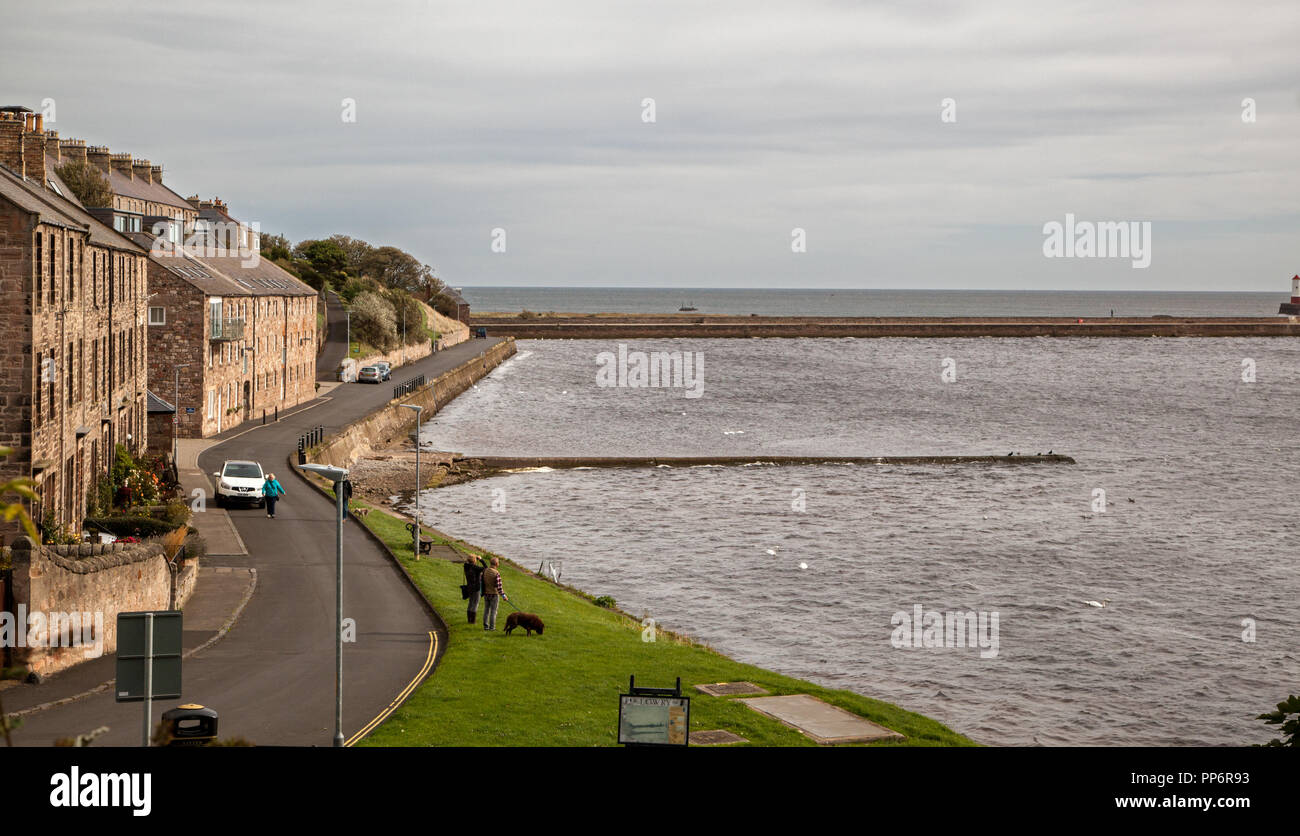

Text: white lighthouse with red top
xmin=1281 ymin=275 xmax=1300 ymax=315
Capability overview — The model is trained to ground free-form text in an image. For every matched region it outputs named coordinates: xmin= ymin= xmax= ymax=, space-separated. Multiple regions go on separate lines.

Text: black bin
xmin=161 ymin=704 xmax=219 ymax=746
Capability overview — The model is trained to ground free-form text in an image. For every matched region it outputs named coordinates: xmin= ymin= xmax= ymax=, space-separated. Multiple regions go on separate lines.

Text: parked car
xmin=213 ymin=460 xmax=265 ymax=508
xmin=373 ymin=361 xmax=392 ymax=381
xmin=358 ymin=366 xmax=382 ymax=384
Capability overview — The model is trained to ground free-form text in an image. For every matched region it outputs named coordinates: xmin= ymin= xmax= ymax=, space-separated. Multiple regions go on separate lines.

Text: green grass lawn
xmin=349 ymin=502 xmax=976 ymax=747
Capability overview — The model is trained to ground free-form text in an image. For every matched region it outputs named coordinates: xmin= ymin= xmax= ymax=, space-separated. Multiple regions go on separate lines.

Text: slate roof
xmin=125 ymin=231 xmax=316 ymax=298
xmin=146 ymin=390 xmax=175 ymax=413
xmin=0 ymin=162 xmax=146 ymax=253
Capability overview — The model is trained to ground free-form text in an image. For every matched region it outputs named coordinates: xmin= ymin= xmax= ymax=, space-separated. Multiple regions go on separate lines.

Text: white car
xmin=213 ymin=460 xmax=266 ymax=508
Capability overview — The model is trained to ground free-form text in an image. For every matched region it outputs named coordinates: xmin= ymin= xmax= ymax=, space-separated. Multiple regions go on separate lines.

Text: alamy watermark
xmin=1042 ymin=213 xmax=1151 ymax=268
xmin=596 ymin=345 xmax=704 ymax=398
xmin=1 ymin=606 xmax=105 ymax=658
xmin=890 ymin=604 xmax=999 ymax=658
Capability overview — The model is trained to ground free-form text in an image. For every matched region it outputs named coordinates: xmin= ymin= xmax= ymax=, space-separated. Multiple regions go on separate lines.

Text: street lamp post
xmin=172 ymin=363 xmax=190 ymax=466
xmin=399 ymin=404 xmax=423 ymax=558
xmin=300 ymin=462 xmax=349 ymax=747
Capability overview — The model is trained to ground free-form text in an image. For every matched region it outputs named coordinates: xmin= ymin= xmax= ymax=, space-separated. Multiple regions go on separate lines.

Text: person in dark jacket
xmin=262 ymin=473 xmax=286 ymax=518
xmin=480 ymin=557 xmax=508 ymax=631
xmin=463 ymin=553 xmax=487 ymax=624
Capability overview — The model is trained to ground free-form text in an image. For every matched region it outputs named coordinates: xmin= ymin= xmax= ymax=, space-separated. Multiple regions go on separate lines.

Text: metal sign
xmin=116 ymin=611 xmax=183 ymax=702
xmin=618 ymin=676 xmax=689 ymax=747
xmin=185 ymin=407 xmax=196 ymax=414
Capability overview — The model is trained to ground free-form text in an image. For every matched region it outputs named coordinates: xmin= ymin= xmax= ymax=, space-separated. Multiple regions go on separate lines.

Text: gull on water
xmin=1082 ymin=598 xmax=1111 ymax=608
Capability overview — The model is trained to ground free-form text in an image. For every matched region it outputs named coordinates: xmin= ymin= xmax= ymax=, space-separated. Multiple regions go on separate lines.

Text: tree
xmin=360 ymin=246 xmax=440 ymax=296
xmin=54 ymin=160 xmax=113 ymax=208
xmin=260 ymin=232 xmax=293 ymax=262
xmin=1257 ymin=695 xmax=1300 ymax=747
xmin=328 ymin=234 xmax=374 ymax=275
xmin=385 ymin=288 xmax=427 ymax=345
xmin=294 ymin=239 xmax=348 ymax=274
xmin=350 ymin=291 xmax=397 ymax=350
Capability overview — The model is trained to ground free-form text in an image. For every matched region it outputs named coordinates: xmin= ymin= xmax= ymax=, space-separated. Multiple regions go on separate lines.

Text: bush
xmin=593 ymin=595 xmax=616 ymax=609
xmin=84 ymin=515 xmax=177 ymax=539
xmin=351 ymin=291 xmax=398 ymax=350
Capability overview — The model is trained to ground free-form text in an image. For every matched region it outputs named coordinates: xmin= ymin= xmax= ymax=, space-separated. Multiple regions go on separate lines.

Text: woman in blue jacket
xmin=262 ymin=473 xmax=286 ymax=519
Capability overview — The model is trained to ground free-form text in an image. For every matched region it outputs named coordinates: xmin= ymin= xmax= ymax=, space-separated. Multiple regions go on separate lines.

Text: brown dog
xmin=504 ymin=612 xmax=544 ymax=636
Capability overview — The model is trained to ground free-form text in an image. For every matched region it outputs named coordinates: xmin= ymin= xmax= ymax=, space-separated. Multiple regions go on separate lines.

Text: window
xmin=149 ymin=306 xmax=165 ymax=326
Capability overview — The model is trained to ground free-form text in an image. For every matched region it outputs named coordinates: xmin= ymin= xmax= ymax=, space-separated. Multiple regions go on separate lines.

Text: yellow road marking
xmin=345 ymin=629 xmax=438 ymax=747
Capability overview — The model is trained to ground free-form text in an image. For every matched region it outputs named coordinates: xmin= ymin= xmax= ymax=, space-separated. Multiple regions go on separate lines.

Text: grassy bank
xmin=347 ymin=500 xmax=976 ymax=747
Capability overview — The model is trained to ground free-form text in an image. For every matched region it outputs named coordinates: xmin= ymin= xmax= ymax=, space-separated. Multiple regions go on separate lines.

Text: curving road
xmin=12 ymin=334 xmax=506 ymax=746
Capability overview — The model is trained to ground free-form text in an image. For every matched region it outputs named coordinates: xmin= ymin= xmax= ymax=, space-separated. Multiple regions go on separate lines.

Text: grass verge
xmin=343 ymin=498 xmax=976 ymax=747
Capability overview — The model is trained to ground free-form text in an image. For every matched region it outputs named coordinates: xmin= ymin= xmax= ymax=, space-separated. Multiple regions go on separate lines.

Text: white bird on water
xmin=765 ymin=548 xmax=777 ymax=556
xmin=1083 ymin=598 xmax=1111 ymax=608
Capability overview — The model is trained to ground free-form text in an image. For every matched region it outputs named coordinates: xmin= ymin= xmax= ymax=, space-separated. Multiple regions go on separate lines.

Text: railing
xmin=393 ymin=374 xmax=425 ymax=399
xmin=210 ymin=317 xmax=246 ymax=341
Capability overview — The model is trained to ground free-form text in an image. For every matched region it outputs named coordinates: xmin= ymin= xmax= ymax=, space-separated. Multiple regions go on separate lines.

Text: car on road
xmin=358 ymin=366 xmax=382 ymax=384
xmin=373 ymin=361 xmax=392 ymax=381
xmin=213 ymin=460 xmax=266 ymax=508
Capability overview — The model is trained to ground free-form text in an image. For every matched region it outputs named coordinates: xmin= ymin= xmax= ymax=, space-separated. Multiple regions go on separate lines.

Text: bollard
xmin=275 ymin=406 xmax=279 ymax=422
xmin=262 ymin=410 xmax=266 ymax=426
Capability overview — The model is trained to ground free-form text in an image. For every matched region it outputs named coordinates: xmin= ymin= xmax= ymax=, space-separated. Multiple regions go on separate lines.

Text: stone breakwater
xmin=472 ymin=313 xmax=1300 ymax=339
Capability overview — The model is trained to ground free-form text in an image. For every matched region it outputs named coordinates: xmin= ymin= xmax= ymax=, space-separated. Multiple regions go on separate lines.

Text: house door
xmin=243 ymin=380 xmax=251 ymax=415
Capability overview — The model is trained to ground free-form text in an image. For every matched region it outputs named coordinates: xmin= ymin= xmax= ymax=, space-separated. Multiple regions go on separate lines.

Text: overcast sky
xmin=4 ymin=0 xmax=1298 ymax=290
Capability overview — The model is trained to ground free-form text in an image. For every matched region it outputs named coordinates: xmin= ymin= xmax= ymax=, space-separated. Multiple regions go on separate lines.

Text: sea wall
xmin=5 ymin=537 xmax=197 ymax=677
xmin=310 ymin=338 xmax=517 ymax=470
xmin=473 ymin=315 xmax=1300 ymax=339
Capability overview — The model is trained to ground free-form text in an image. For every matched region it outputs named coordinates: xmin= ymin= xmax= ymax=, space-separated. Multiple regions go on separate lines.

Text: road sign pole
xmin=143 ymin=612 xmax=154 ymax=747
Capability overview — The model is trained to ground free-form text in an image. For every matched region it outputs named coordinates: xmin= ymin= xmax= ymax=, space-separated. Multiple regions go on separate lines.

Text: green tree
xmin=328 ymin=234 xmax=374 ymax=275
xmin=360 ymin=246 xmax=441 ymax=296
xmin=260 ymin=232 xmax=293 ymax=262
xmin=294 ymin=239 xmax=349 ymax=274
xmin=54 ymin=160 xmax=113 ymax=208
xmin=1257 ymin=695 xmax=1300 ymax=747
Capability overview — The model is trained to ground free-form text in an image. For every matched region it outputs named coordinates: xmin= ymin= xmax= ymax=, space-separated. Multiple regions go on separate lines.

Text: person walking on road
xmin=262 ymin=473 xmax=286 ymax=518
xmin=481 ymin=557 xmax=508 ymax=631
xmin=463 ymin=552 xmax=487 ymax=624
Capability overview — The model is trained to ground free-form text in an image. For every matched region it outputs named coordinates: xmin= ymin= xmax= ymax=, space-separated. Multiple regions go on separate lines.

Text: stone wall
xmin=5 ymin=536 xmax=197 ymax=677
xmin=310 ymin=338 xmax=516 ymax=470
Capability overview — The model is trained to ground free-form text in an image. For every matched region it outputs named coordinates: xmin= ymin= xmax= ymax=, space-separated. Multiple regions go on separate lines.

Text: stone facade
xmin=0 ymin=108 xmax=149 ymax=543
xmin=141 ymin=250 xmax=318 ymax=439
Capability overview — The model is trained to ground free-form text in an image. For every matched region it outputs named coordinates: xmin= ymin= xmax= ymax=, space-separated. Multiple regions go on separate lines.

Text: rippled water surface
xmin=408 ymin=337 xmax=1300 ymax=745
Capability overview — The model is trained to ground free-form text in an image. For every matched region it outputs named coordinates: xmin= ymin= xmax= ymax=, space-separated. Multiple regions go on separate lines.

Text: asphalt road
xmin=12 ymin=335 xmax=507 ymax=747
xmin=317 ymin=291 xmax=349 ymax=381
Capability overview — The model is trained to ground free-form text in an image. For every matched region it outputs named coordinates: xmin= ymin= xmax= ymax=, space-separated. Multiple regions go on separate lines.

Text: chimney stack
xmin=87 ymin=145 xmax=111 ymax=174
xmin=110 ymin=152 xmax=133 ymax=180
xmin=151 ymin=164 xmax=163 ymax=182
xmin=0 ymin=108 xmax=28 ymax=175
xmin=44 ymin=130 xmax=60 ymax=163
xmin=20 ymin=111 xmax=47 ymax=184
xmin=132 ymin=158 xmax=152 ymax=184
xmin=60 ymin=138 xmax=87 ymax=165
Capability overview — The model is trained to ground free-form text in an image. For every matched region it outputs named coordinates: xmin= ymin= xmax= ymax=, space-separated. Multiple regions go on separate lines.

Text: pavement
xmin=6 ymin=334 xmax=508 ymax=747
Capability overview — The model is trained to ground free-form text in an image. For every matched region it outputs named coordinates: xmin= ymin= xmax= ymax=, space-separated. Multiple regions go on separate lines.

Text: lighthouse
xmin=1281 ymin=275 xmax=1300 ymax=315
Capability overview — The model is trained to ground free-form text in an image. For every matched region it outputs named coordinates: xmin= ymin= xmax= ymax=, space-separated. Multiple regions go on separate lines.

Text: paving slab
xmin=692 ymin=729 xmax=748 ymax=745
xmin=739 ymin=694 xmax=905 ymax=744
xmin=696 ymin=681 xmax=769 ymax=697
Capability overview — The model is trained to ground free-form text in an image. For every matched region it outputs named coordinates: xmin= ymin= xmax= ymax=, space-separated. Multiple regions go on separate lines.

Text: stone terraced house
xmin=0 ymin=108 xmax=150 ymax=541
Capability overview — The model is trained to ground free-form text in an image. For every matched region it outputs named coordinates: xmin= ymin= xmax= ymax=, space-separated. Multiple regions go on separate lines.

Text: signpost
xmin=116 ymin=611 xmax=183 ymax=747
xmin=618 ymin=676 xmax=690 ymax=747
